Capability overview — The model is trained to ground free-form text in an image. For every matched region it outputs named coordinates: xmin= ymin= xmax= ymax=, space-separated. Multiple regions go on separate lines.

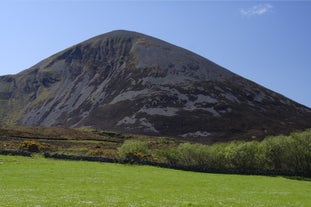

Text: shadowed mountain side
xmin=1 ymin=30 xmax=311 ymax=142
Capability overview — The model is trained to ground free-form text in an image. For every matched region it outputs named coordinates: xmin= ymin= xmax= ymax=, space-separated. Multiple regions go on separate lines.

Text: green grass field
xmin=0 ymin=155 xmax=310 ymax=207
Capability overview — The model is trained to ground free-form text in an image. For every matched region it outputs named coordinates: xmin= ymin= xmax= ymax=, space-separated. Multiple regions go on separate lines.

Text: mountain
xmin=0 ymin=30 xmax=311 ymax=142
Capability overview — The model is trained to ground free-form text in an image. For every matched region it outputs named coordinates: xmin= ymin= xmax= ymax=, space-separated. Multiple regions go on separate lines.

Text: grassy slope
xmin=0 ymin=155 xmax=310 ymax=207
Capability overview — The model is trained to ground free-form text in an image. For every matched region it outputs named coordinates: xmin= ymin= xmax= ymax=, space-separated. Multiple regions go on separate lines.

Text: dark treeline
xmin=118 ymin=130 xmax=311 ymax=176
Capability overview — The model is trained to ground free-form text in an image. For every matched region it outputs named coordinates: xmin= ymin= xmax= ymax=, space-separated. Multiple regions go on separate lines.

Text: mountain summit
xmin=1 ymin=30 xmax=310 ymax=142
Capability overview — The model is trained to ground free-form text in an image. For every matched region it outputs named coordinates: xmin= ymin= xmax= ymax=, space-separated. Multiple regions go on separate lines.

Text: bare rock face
xmin=1 ymin=30 xmax=311 ymax=142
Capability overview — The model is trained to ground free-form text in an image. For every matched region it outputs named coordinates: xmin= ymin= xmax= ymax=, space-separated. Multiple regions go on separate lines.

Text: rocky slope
xmin=1 ymin=30 xmax=311 ymax=142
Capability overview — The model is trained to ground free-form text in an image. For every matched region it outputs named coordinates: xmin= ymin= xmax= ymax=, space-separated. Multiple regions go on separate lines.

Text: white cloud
xmin=240 ymin=4 xmax=273 ymax=16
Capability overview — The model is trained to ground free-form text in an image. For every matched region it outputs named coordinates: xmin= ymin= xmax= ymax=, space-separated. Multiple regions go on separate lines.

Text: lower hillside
xmin=0 ymin=125 xmax=310 ymax=176
xmin=0 ymin=155 xmax=310 ymax=207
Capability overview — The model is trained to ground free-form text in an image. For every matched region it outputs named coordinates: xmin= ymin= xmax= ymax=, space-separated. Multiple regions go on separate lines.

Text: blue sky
xmin=0 ymin=1 xmax=310 ymax=107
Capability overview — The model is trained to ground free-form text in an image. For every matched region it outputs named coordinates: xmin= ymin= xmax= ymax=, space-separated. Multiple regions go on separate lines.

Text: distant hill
xmin=0 ymin=30 xmax=311 ymax=142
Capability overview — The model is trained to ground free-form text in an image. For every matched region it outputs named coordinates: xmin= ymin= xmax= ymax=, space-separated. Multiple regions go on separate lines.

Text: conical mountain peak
xmin=0 ymin=30 xmax=310 ymax=141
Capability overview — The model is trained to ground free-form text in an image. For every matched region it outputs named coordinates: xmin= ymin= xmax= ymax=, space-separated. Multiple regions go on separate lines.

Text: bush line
xmin=1 ymin=129 xmax=310 ymax=177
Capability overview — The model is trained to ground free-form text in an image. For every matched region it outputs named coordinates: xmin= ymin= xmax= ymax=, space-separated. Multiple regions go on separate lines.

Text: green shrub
xmin=176 ymin=143 xmax=209 ymax=166
xmin=118 ymin=140 xmax=150 ymax=162
xmin=224 ymin=141 xmax=263 ymax=170
xmin=158 ymin=148 xmax=180 ymax=165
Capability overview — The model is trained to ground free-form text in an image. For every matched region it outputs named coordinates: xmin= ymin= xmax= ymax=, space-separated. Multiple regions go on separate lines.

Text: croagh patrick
xmin=1 ymin=30 xmax=311 ymax=142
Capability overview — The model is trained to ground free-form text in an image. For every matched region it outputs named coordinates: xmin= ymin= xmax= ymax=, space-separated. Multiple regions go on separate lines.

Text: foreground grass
xmin=0 ymin=155 xmax=310 ymax=207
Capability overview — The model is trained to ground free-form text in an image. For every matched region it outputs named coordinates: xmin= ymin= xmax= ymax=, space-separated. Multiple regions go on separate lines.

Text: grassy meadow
xmin=0 ymin=155 xmax=310 ymax=207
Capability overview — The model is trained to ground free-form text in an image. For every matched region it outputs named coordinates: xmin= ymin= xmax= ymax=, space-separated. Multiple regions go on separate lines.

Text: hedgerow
xmin=118 ymin=129 xmax=311 ymax=176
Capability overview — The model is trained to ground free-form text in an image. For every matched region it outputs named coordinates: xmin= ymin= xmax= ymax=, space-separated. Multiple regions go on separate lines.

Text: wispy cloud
xmin=240 ymin=4 xmax=273 ymax=16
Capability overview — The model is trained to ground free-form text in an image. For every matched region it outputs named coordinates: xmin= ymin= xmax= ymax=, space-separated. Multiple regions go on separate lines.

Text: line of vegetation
xmin=1 ymin=126 xmax=310 ymax=176
xmin=117 ymin=130 xmax=311 ymax=176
